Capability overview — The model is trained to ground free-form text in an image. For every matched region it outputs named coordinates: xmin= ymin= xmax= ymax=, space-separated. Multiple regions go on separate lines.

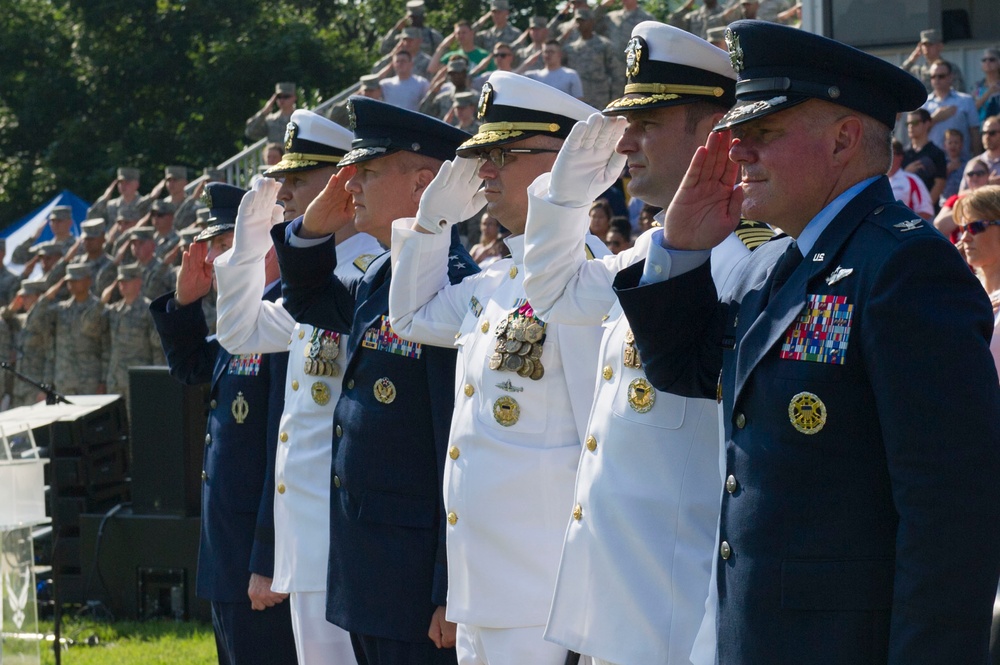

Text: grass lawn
xmin=33 ymin=618 xmax=216 ymax=664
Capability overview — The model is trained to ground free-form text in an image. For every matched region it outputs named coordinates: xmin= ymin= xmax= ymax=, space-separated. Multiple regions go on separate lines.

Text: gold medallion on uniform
xmin=493 ymin=395 xmax=520 ymax=427
xmin=627 ymin=377 xmax=656 ymax=413
xmin=311 ymin=381 xmax=331 ymax=406
xmin=231 ymin=391 xmax=249 ymax=424
xmin=373 ymin=377 xmax=397 ymax=404
xmin=491 ymin=299 xmax=546 ymax=381
xmin=623 ymin=328 xmax=641 ymax=369
xmin=788 ymin=392 xmax=827 ymax=434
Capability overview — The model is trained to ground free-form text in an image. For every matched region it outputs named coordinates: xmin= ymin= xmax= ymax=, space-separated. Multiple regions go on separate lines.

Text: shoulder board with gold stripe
xmin=585 ymin=245 xmax=595 ymax=260
xmin=353 ymin=254 xmax=378 ymax=273
xmin=734 ymin=219 xmax=775 ymax=251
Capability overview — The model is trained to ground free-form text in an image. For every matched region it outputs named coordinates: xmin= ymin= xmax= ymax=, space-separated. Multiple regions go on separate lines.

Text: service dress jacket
xmin=613 ymin=177 xmax=1000 ymax=664
xmin=389 ymin=223 xmax=608 ymax=629
xmin=272 ymin=221 xmax=479 ymax=642
xmin=150 ymin=284 xmax=288 ymax=603
xmin=520 ymin=181 xmax=756 ymax=665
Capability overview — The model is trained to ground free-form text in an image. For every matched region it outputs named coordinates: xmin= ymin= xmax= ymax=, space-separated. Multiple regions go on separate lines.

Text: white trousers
xmin=456 ymin=624 xmax=567 ymax=665
xmin=288 ymin=591 xmax=357 ymax=665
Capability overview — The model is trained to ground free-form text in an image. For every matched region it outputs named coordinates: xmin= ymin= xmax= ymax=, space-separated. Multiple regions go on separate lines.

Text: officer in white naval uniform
xmin=520 ymin=24 xmax=770 ymax=665
xmin=212 ymin=111 xmax=381 ymax=665
xmin=388 ymin=72 xmax=606 ymax=665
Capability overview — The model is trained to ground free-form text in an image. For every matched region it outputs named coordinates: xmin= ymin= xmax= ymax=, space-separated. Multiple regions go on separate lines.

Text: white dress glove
xmin=232 ymin=177 xmax=283 ymax=260
xmin=415 ymin=157 xmax=487 ymax=234
xmin=546 ymin=112 xmax=628 ymax=208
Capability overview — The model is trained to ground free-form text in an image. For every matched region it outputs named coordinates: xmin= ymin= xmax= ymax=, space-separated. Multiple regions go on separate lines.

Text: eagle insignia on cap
xmin=199 ymin=190 xmax=213 ymax=209
xmin=347 ymin=99 xmax=357 ymax=131
xmin=725 ymin=29 xmax=744 ymax=73
xmin=624 ymin=37 xmax=643 ymax=80
xmin=284 ymin=122 xmax=297 ymax=152
xmin=477 ymin=83 xmax=494 ymax=121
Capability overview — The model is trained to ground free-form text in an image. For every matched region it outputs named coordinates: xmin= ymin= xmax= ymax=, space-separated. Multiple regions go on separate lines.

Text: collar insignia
xmin=893 ymin=219 xmax=923 ymax=232
xmin=477 ymin=83 xmax=494 ymax=121
xmin=284 ymin=122 xmax=297 ymax=152
xmin=725 ymin=29 xmax=744 ymax=73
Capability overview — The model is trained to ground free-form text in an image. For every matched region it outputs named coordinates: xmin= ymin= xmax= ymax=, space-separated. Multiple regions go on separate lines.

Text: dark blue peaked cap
xmin=340 ymin=97 xmax=471 ymax=166
xmin=195 ymin=183 xmax=247 ymax=243
xmin=716 ymin=20 xmax=927 ymax=130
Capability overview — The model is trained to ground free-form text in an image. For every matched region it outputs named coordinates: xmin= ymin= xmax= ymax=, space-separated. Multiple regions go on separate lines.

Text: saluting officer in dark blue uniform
xmin=151 ymin=184 xmax=297 ymax=665
xmin=270 ymin=98 xmax=478 ymax=664
xmin=612 ymin=21 xmax=1000 ymax=665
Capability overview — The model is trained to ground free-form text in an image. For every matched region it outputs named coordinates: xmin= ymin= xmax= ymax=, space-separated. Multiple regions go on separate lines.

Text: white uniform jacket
xmin=214 ymin=232 xmax=382 ymax=593
xmin=522 ymin=175 xmax=753 ymax=665
xmin=389 ymin=221 xmax=609 ymax=628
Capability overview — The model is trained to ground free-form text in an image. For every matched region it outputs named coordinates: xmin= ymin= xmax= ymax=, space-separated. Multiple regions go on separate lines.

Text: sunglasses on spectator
xmin=959 ymin=220 xmax=1000 ymax=235
xmin=968 ymin=170 xmax=990 ymax=178
xmin=929 ymin=73 xmax=950 ymax=79
xmin=476 ymin=147 xmax=560 ymax=169
xmin=494 ymin=52 xmax=512 ymax=58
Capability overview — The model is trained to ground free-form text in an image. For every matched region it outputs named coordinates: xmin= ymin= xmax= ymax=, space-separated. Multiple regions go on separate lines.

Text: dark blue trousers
xmin=211 ymin=599 xmax=297 ymax=665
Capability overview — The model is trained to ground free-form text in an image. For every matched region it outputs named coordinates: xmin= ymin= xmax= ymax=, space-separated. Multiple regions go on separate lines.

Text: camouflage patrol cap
xmin=179 ymin=227 xmax=202 ymax=243
xmin=195 ymin=208 xmax=211 ymax=226
xmin=81 ymin=219 xmax=107 ymax=238
xmin=406 ymin=0 xmax=425 ymax=15
xmin=65 ymin=264 xmax=92 ymax=281
xmin=127 ymin=227 xmax=156 ymax=242
xmin=116 ymin=209 xmax=140 ymax=222
xmin=117 ymin=263 xmax=142 ymax=281
xmin=203 ymin=168 xmax=226 ymax=182
xmin=164 ymin=165 xmax=188 ymax=180
xmin=117 ymin=167 xmax=140 ymax=181
xmin=18 ymin=279 xmax=48 ymax=296
xmin=34 ymin=241 xmax=65 ymax=257
xmin=275 ymin=82 xmax=296 ymax=96
xmin=399 ymin=27 xmax=422 ymax=40
xmin=529 ymin=16 xmax=548 ymax=28
xmin=453 ymin=91 xmax=478 ymax=108
xmin=151 ymin=199 xmax=176 ymax=214
xmin=49 ymin=205 xmax=73 ymax=221
xmin=360 ymin=75 xmax=381 ymax=91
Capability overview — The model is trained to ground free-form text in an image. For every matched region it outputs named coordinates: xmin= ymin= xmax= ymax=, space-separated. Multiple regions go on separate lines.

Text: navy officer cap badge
xmin=715 ymin=20 xmax=927 ymax=130
xmin=457 ymin=71 xmax=597 ymax=156
xmin=195 ymin=183 xmax=247 ymax=243
xmin=339 ymin=97 xmax=471 ymax=167
xmin=265 ymin=110 xmax=353 ymax=177
xmin=605 ymin=22 xmax=737 ymax=115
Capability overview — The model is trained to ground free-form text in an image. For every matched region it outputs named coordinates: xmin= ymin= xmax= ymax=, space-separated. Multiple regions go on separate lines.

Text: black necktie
xmin=767 ymin=241 xmax=802 ymax=304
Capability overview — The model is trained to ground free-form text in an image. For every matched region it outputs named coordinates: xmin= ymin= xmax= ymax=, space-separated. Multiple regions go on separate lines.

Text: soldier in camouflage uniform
xmin=124 ymin=227 xmax=176 ymax=301
xmin=0 ymin=239 xmax=22 ymax=306
xmin=41 ymin=264 xmax=108 ymax=395
xmin=372 ymin=28 xmax=433 ymax=79
xmin=86 ymin=167 xmax=156 ymax=222
xmin=379 ymin=0 xmax=443 ymax=56
xmin=151 ymin=199 xmax=181 ymax=261
xmin=161 ymin=166 xmax=200 ymax=230
xmin=8 ymin=279 xmax=50 ymax=406
xmin=475 ymin=0 xmax=522 ymax=54
xmin=667 ymin=0 xmax=728 ymax=40
xmin=12 ymin=205 xmax=77 ymax=265
xmin=104 ymin=263 xmax=164 ymax=404
xmin=563 ymin=9 xmax=616 ymax=109
xmin=421 ymin=57 xmax=475 ymax=120
xmin=451 ymin=91 xmax=481 ymax=133
xmin=516 ymin=16 xmax=549 ymax=68
xmin=245 ymin=82 xmax=297 ymax=143
xmin=598 ymin=0 xmax=656 ymax=95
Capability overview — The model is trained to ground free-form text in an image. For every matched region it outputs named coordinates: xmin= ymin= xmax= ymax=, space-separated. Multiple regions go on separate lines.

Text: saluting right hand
xmin=301 ymin=165 xmax=358 ymax=238
xmin=175 ymin=241 xmax=213 ymax=306
xmin=662 ymin=129 xmax=743 ymax=251
xmin=546 ymin=112 xmax=627 ymax=208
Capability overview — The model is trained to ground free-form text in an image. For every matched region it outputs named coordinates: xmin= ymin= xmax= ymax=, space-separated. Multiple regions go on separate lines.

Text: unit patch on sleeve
xmin=779 ymin=294 xmax=852 ymax=365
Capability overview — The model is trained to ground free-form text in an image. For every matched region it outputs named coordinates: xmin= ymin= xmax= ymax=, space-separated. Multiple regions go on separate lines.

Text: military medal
xmin=622 ymin=328 xmax=641 ymax=369
xmin=231 ymin=391 xmax=249 ymax=424
xmin=305 ymin=329 xmax=340 ymax=377
xmin=627 ymin=377 xmax=656 ymax=413
xmin=311 ymin=381 xmax=331 ymax=406
xmin=493 ymin=396 xmax=520 ymax=426
xmin=491 ymin=300 xmax=547 ymax=381
xmin=373 ymin=377 xmax=397 ymax=404
xmin=788 ymin=392 xmax=827 ymax=434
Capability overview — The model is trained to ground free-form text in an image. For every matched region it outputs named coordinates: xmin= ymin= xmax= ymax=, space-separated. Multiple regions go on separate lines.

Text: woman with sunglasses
xmin=934 ymin=156 xmax=992 ymax=240
xmin=973 ymin=48 xmax=1000 ymax=123
xmin=954 ymin=185 xmax=1000 ymax=371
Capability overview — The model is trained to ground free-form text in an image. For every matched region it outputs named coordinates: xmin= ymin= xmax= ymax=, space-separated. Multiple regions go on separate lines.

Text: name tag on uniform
xmin=779 ymin=294 xmax=852 ymax=365
xmin=228 ymin=353 xmax=262 ymax=376
xmin=361 ymin=316 xmax=422 ymax=359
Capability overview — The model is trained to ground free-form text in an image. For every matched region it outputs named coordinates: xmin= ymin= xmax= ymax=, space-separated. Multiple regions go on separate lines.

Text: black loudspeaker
xmin=78 ymin=509 xmax=209 ymax=622
xmin=128 ymin=367 xmax=208 ymax=516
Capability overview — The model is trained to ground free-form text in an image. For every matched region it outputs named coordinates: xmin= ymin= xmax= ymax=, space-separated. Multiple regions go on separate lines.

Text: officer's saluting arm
xmin=271 ymin=219 xmax=361 ymax=335
xmin=149 ymin=292 xmax=218 ymax=386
